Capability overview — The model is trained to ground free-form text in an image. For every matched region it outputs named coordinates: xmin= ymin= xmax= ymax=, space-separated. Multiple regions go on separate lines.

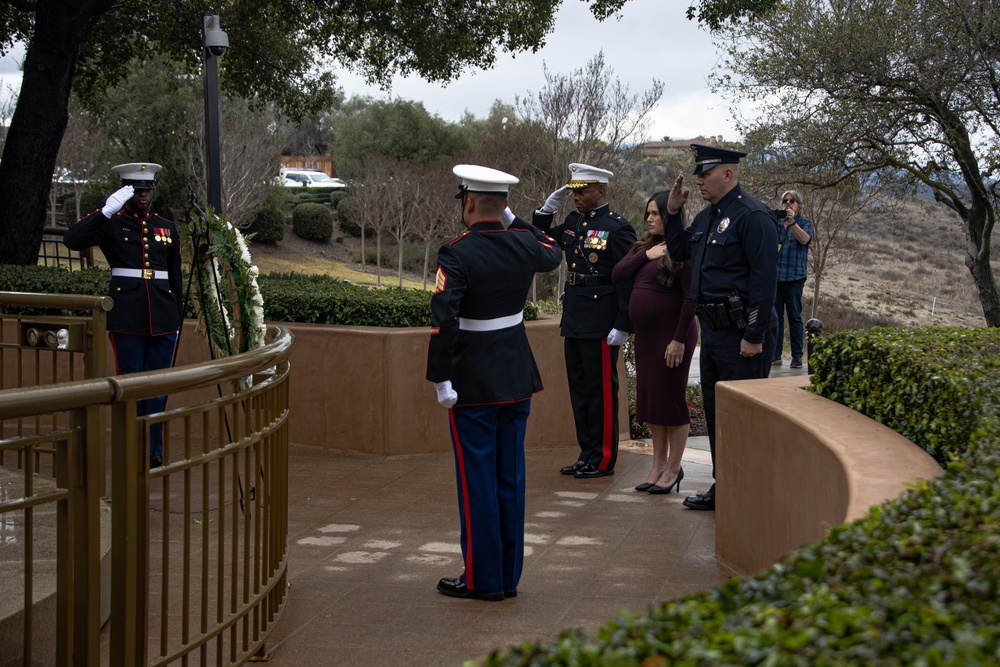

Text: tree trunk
xmin=962 ymin=191 xmax=1000 ymax=327
xmin=0 ymin=1 xmax=111 ymax=265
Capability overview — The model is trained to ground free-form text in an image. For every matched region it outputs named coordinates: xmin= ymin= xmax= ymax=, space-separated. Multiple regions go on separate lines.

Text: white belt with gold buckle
xmin=111 ymin=268 xmax=168 ymax=280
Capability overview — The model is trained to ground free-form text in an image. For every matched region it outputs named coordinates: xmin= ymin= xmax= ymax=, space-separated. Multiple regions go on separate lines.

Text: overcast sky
xmin=1 ymin=0 xmax=746 ymax=142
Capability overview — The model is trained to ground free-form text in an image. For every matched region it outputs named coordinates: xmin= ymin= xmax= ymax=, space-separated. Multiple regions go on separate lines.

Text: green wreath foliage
xmin=182 ymin=210 xmax=266 ymax=357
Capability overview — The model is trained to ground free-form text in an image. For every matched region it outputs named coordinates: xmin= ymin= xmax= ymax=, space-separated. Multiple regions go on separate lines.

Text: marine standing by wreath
xmin=532 ymin=163 xmax=637 ymax=479
xmin=64 ymin=163 xmax=184 ymax=469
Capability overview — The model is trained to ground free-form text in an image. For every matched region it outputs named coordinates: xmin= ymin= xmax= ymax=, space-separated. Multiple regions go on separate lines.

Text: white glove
xmin=434 ymin=381 xmax=458 ymax=409
xmin=606 ymin=328 xmax=628 ymax=346
xmin=539 ymin=185 xmax=571 ymax=214
xmin=501 ymin=206 xmax=515 ymax=229
xmin=101 ymin=185 xmax=134 ymax=218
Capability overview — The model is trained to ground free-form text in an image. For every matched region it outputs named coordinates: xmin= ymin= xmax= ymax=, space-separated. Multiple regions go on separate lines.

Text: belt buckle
xmin=568 ymin=273 xmax=577 ymax=286
xmin=142 ymin=268 xmax=154 ymax=280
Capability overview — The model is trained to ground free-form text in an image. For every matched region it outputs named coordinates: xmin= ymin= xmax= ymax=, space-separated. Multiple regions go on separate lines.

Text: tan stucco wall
xmin=175 ymin=315 xmax=628 ymax=456
xmin=715 ymin=375 xmax=943 ymax=575
xmin=2 ymin=315 xmax=627 ymax=455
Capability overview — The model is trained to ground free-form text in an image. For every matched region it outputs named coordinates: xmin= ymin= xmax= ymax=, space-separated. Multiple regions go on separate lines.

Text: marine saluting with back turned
xmin=427 ymin=164 xmax=562 ymax=602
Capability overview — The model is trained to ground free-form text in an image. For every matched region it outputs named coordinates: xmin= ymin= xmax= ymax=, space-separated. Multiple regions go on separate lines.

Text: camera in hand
xmin=772 ymin=208 xmax=788 ymax=223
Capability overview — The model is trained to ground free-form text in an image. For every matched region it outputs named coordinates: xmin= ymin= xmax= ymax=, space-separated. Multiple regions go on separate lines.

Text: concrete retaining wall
xmin=715 ymin=375 xmax=943 ymax=575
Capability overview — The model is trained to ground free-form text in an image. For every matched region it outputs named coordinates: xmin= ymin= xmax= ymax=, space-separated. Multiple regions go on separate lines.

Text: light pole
xmin=202 ymin=13 xmax=228 ymax=214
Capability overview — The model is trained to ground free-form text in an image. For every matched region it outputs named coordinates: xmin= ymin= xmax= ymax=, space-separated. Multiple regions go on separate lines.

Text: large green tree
xmin=714 ymin=0 xmax=1000 ymax=325
xmin=2 ymin=0 xmax=657 ymax=265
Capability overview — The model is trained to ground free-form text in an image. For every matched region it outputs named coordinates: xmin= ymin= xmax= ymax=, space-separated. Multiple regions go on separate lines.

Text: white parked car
xmin=280 ymin=169 xmax=348 ymax=189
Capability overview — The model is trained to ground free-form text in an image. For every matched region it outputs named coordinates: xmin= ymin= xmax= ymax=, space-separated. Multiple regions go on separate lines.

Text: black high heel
xmin=647 ymin=466 xmax=684 ymax=494
xmin=634 ymin=482 xmax=654 ymax=491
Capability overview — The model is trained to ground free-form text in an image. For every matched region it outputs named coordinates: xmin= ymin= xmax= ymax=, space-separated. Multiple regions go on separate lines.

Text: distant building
xmin=637 ymin=136 xmax=727 ymax=160
xmin=280 ymin=152 xmax=335 ymax=176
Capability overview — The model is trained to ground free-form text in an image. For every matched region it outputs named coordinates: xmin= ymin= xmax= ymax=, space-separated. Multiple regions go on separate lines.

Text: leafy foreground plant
xmin=478 ymin=328 xmax=1000 ymax=666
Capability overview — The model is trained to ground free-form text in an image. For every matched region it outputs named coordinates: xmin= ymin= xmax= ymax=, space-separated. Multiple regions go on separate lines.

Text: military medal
xmin=155 ymin=234 xmax=162 ymax=242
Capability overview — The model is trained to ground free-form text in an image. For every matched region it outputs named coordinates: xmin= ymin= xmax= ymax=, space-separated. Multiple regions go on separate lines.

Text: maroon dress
xmin=612 ymin=242 xmax=697 ymax=425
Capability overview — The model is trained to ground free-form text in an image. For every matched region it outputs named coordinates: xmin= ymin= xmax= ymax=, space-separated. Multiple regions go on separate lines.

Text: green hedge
xmin=480 ymin=327 xmax=1000 ymax=666
xmin=1 ymin=265 xmax=539 ymax=328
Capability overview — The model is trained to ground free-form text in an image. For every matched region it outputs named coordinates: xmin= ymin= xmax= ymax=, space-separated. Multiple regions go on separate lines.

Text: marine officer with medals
xmin=663 ymin=144 xmax=778 ymax=511
xmin=428 ymin=164 xmax=562 ymax=601
xmin=64 ymin=162 xmax=184 ymax=469
xmin=532 ymin=163 xmax=637 ymax=479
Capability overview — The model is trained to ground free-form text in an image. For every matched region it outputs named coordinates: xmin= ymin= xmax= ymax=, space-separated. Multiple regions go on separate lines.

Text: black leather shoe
xmin=634 ymin=482 xmax=654 ymax=491
xmin=574 ymin=464 xmax=614 ymax=479
xmin=560 ymin=460 xmax=587 ymax=475
xmin=150 ymin=455 xmax=163 ymax=469
xmin=504 ymin=589 xmax=517 ymax=598
xmin=682 ymin=490 xmax=715 ymax=510
xmin=437 ymin=577 xmax=504 ymax=601
xmin=790 ymin=357 xmax=803 ymax=368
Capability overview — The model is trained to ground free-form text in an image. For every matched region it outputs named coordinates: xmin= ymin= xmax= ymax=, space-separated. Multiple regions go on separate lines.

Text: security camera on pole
xmin=202 ymin=13 xmax=228 ymax=214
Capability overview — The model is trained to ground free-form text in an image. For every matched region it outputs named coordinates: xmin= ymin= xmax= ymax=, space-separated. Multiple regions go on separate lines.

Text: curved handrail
xmin=0 ymin=291 xmax=113 ymax=311
xmin=0 ymin=326 xmax=294 ymax=419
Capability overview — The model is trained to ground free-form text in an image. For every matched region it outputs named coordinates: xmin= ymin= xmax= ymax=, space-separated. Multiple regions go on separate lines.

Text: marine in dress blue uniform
xmin=63 ymin=163 xmax=184 ymax=469
xmin=428 ymin=165 xmax=562 ymax=601
xmin=532 ymin=164 xmax=636 ymax=478
xmin=663 ymin=145 xmax=778 ymax=511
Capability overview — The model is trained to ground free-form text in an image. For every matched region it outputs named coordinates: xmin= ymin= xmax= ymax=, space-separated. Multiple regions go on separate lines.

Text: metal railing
xmin=38 ymin=225 xmax=93 ymax=269
xmin=0 ymin=293 xmax=293 ymax=666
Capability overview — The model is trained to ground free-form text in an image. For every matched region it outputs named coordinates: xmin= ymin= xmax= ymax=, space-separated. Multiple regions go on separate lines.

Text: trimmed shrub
xmin=1 ymin=265 xmax=542 ymax=328
xmin=291 ymin=203 xmax=333 ymax=243
xmin=247 ymin=208 xmax=286 ymax=244
xmin=335 ymin=196 xmax=372 ymax=238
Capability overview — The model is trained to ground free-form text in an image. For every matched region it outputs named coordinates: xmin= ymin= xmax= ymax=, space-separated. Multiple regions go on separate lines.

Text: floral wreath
xmin=183 ymin=209 xmax=266 ymax=357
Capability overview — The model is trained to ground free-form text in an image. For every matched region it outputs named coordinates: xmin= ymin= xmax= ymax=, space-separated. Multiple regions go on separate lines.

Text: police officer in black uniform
xmin=663 ymin=145 xmax=778 ymax=511
xmin=428 ymin=164 xmax=562 ymax=601
xmin=533 ymin=163 xmax=636 ymax=479
xmin=64 ymin=162 xmax=184 ymax=469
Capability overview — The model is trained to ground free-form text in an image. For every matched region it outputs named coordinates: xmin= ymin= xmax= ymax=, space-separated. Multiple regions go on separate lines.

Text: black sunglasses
xmin=781 ymin=198 xmax=796 ymax=204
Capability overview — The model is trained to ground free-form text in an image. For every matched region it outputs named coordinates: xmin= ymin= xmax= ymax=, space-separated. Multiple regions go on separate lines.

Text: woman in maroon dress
xmin=612 ymin=191 xmax=698 ymax=493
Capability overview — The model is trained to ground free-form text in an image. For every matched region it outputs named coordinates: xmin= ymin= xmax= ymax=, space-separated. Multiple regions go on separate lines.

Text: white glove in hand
xmin=501 ymin=206 xmax=515 ymax=229
xmin=434 ymin=381 xmax=458 ymax=409
xmin=101 ymin=185 xmax=134 ymax=218
xmin=540 ymin=185 xmax=571 ymax=214
xmin=606 ymin=328 xmax=628 ymax=346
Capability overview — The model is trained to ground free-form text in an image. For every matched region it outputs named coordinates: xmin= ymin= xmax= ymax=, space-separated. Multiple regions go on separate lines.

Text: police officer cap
xmin=690 ymin=144 xmax=747 ymax=175
xmin=453 ymin=164 xmax=518 ymax=199
xmin=566 ymin=163 xmax=613 ymax=190
xmin=112 ymin=162 xmax=162 ymax=190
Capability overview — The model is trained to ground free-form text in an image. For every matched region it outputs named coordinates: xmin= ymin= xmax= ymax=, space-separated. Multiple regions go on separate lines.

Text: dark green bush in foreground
xmin=480 ymin=327 xmax=1000 ymax=666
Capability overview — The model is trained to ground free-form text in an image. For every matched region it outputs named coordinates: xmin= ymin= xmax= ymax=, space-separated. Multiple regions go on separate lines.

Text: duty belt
xmin=111 ymin=267 xmax=168 ymax=280
xmin=566 ymin=273 xmax=613 ymax=287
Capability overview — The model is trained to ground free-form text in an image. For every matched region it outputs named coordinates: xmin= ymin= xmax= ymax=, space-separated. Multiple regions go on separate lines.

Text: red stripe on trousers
xmin=598 ymin=338 xmax=613 ymax=469
xmin=449 ymin=409 xmax=475 ymax=588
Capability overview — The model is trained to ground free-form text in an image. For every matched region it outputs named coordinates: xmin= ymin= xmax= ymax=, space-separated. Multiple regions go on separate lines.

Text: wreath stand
xmin=175 ymin=185 xmax=258 ymax=513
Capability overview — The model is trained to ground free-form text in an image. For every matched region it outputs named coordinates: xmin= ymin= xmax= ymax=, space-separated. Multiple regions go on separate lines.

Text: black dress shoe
xmin=560 ymin=460 xmax=587 ymax=475
xmin=634 ymin=482 xmax=654 ymax=491
xmin=574 ymin=464 xmax=614 ymax=479
xmin=682 ymin=490 xmax=715 ymax=510
xmin=504 ymin=589 xmax=517 ymax=598
xmin=150 ymin=455 xmax=163 ymax=469
xmin=436 ymin=577 xmax=504 ymax=602
xmin=648 ymin=467 xmax=684 ymax=494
